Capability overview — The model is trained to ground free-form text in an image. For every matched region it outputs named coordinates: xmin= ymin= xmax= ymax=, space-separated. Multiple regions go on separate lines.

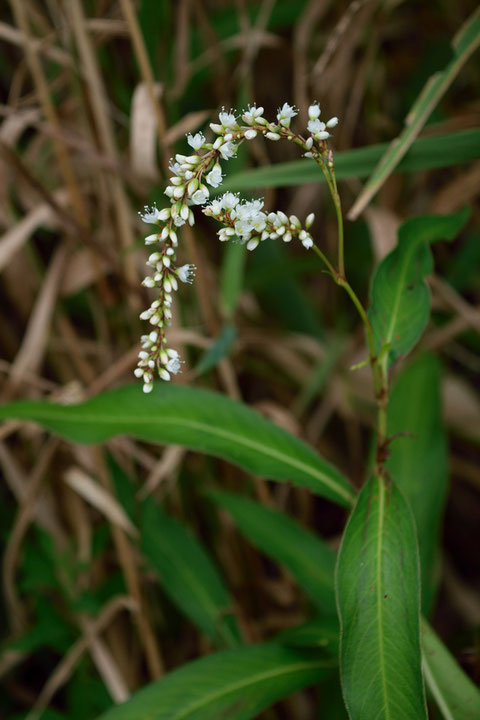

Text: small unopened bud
xmin=305 ymin=213 xmax=315 ymax=229
xmin=187 ymin=178 xmax=199 ymax=196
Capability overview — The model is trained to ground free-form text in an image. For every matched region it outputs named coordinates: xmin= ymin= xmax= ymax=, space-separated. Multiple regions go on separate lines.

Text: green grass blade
xmin=97 ymin=642 xmax=334 ymax=720
xmin=386 ymin=354 xmax=448 ymax=614
xmin=348 ymin=8 xmax=480 ymax=219
xmin=210 ymin=491 xmax=337 ymax=614
xmin=368 ymin=208 xmax=469 ymax=369
xmin=221 ymin=128 xmax=480 ymax=192
xmin=336 ymin=476 xmax=427 ymax=720
xmin=422 ymin=619 xmax=480 ymax=720
xmin=194 ymin=324 xmax=237 ymax=375
xmin=142 ymin=502 xmax=241 ymax=647
xmin=0 ymin=384 xmax=355 ymax=507
xmin=220 ymin=242 xmax=247 ymax=318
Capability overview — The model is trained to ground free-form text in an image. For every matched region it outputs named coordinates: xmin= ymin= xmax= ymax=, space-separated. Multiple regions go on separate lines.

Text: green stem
xmin=311 ymin=243 xmax=336 ymax=277
xmin=333 ymin=188 xmax=345 ymax=279
xmin=317 ymin=160 xmax=389 ymax=470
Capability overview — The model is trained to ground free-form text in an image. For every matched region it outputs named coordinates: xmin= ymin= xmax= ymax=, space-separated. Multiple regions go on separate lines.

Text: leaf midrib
xmin=376 ymin=479 xmax=390 ymax=720
xmin=164 ymin=656 xmax=332 ymax=720
xmin=13 ymin=408 xmax=355 ymax=504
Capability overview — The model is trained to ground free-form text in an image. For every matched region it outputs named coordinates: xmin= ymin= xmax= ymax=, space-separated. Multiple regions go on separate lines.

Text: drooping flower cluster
xmin=203 ymin=193 xmax=315 ymax=251
xmin=136 ymin=102 xmax=339 ymax=390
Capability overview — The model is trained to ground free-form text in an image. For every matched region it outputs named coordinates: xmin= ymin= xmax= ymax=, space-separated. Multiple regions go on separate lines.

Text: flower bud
xmin=187 ymin=178 xmax=199 ymax=196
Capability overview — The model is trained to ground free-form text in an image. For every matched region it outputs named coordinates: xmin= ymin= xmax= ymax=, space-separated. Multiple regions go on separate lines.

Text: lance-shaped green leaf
xmin=97 ymin=642 xmax=334 ymax=720
xmin=210 ymin=491 xmax=337 ymax=614
xmin=368 ymin=208 xmax=469 ymax=369
xmin=348 ymin=8 xmax=480 ymax=219
xmin=142 ymin=502 xmax=240 ymax=647
xmin=386 ymin=354 xmax=447 ymax=614
xmin=0 ymin=384 xmax=355 ymax=507
xmin=221 ymin=128 xmax=480 ymax=192
xmin=336 ymin=475 xmax=427 ymax=720
xmin=421 ymin=619 xmax=480 ymax=720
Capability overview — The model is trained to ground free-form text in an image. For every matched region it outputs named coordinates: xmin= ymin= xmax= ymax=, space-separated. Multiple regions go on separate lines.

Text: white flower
xmin=242 ymin=105 xmax=264 ymax=124
xmin=307 ymin=118 xmax=325 ymax=135
xmin=166 ymin=349 xmax=181 ymax=374
xmin=299 ymin=230 xmax=313 ymax=249
xmin=218 ymin=227 xmax=232 ymax=242
xmin=220 ymin=192 xmax=239 ymax=211
xmin=241 ymin=198 xmax=264 ymax=216
xmin=205 ymin=199 xmax=222 ymax=216
xmin=277 ymin=102 xmax=297 ymax=127
xmin=191 ymin=189 xmax=209 ymax=205
xmin=233 ymin=199 xmax=266 ymax=239
xmin=206 ymin=164 xmax=223 ymax=188
xmin=218 ymin=109 xmax=237 ymax=128
xmin=187 ymin=132 xmax=205 ymax=151
xmin=234 ymin=218 xmax=253 ymax=240
xmin=177 ymin=264 xmax=196 ymax=283
xmin=219 ymin=141 xmax=236 ymax=160
xmin=308 ymin=103 xmax=321 ymax=120
xmin=139 ymin=205 xmax=162 ymax=223
xmin=169 ymin=160 xmax=182 ymax=175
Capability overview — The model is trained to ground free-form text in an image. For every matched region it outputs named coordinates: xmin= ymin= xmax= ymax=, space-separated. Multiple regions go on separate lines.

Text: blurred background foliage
xmin=0 ymin=0 xmax=479 ymax=718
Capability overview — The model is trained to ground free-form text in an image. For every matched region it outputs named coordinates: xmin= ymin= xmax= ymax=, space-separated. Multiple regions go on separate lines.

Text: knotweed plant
xmin=128 ymin=101 xmax=473 ymax=720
